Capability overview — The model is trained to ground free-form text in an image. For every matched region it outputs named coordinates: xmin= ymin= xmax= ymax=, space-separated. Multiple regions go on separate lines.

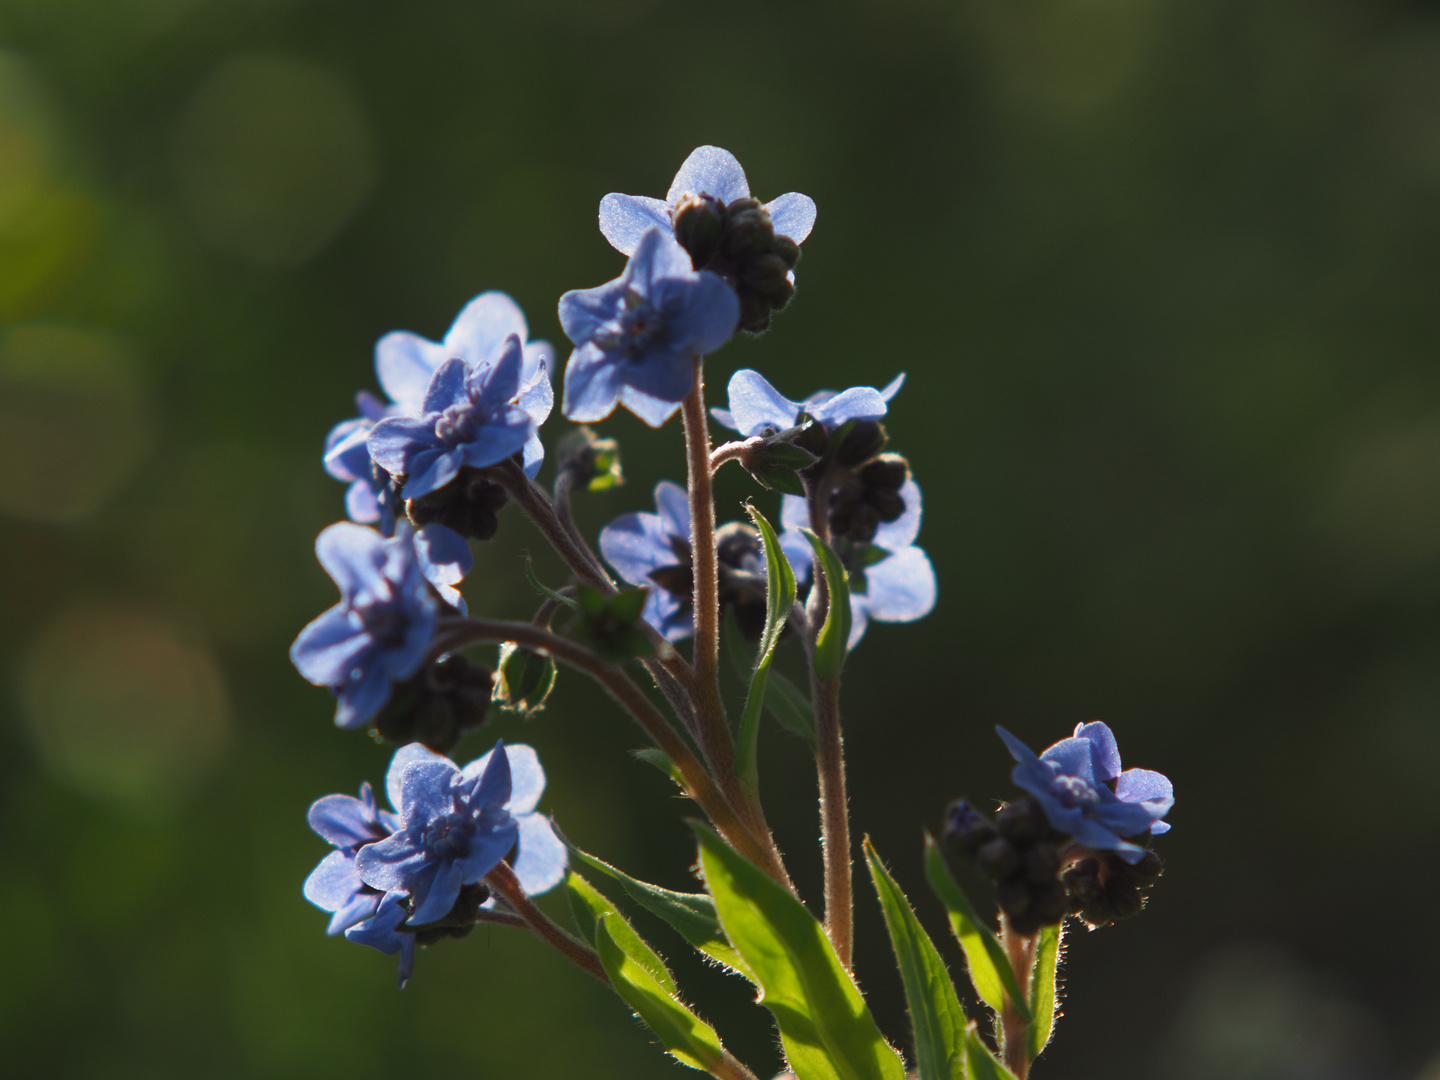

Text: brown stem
xmin=999 ymin=917 xmax=1037 ymax=1079
xmin=709 ymin=440 xmax=750 ymax=474
xmin=552 ymin=467 xmax=610 ymax=582
xmin=680 ymin=364 xmax=736 ymax=785
xmin=433 ymin=616 xmax=789 ymax=887
xmin=812 ymin=671 xmax=852 ymax=967
xmin=485 ymin=861 xmax=608 ymax=983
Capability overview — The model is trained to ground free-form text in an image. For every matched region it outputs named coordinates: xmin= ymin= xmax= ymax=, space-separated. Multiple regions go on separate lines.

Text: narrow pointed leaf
xmin=735 ymin=503 xmax=798 ymax=790
xmin=765 ymin=668 xmax=816 ymax=745
xmin=1026 ymin=922 xmax=1063 ymax=1061
xmin=923 ymin=834 xmax=1030 ymax=1023
xmin=595 ymin=914 xmax=732 ymax=1074
xmin=631 ymin=747 xmax=686 ymax=787
xmin=863 ymin=839 xmax=967 ymax=1080
xmin=569 ymin=845 xmax=755 ymax=982
xmin=964 ymin=1025 xmax=1018 ymax=1080
xmin=566 ymin=871 xmax=676 ymax=993
xmin=798 ymin=529 xmax=851 ymax=680
xmin=693 ymin=823 xmax=907 ymax=1080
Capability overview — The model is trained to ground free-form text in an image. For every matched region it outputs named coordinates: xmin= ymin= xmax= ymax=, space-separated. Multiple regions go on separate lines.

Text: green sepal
xmin=735 ymin=503 xmax=797 ymax=794
xmin=740 ymin=427 xmax=818 ymax=495
xmin=964 ymin=1025 xmax=1018 ymax=1080
xmin=568 ymin=584 xmax=656 ymax=662
xmin=691 ymin=822 xmax=907 ymax=1080
xmin=922 ymin=834 xmax=1031 ymax=1023
xmin=567 ymin=844 xmax=754 ymax=982
xmin=594 ymin=914 xmax=731 ymax=1074
xmin=525 ymin=555 xmax=578 ymax=609
xmin=1027 ymin=922 xmax=1063 ymax=1061
xmin=798 ymin=529 xmax=851 ymax=680
xmin=863 ymin=838 xmax=968 ymax=1080
xmin=492 ymin=641 xmax=557 ymax=716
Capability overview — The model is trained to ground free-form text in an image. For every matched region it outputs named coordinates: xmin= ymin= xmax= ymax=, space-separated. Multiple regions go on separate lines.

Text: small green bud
xmin=556 ymin=426 xmax=623 ymax=491
xmin=566 ymin=584 xmax=658 ymax=663
xmin=493 ymin=642 xmax=557 ymax=716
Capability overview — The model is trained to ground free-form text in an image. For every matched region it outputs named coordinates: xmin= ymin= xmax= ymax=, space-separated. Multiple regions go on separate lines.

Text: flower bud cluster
xmin=945 ymin=798 xmax=1068 ymax=936
xmin=1062 ymin=848 xmax=1163 ymax=929
xmin=406 ymin=466 xmax=510 ymax=542
xmin=673 ymin=195 xmax=800 ymax=333
xmin=371 ymin=653 xmax=494 ymax=753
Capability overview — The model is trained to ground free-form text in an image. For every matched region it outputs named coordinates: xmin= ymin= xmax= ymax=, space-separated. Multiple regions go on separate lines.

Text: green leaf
xmin=1026 ymin=922 xmax=1062 ymax=1061
xmin=630 ymin=747 xmax=686 ymax=786
xmin=692 ymin=823 xmax=907 ymax=1080
xmin=735 ymin=503 xmax=798 ymax=793
xmin=922 ymin=834 xmax=1030 ymax=1023
xmin=798 ymin=529 xmax=851 ymax=680
xmin=764 ymin=668 xmax=816 ymax=745
xmin=863 ymin=839 xmax=968 ymax=1080
xmin=525 ymin=555 xmax=578 ymax=609
xmin=595 ymin=914 xmax=731 ymax=1074
xmin=565 ymin=872 xmax=676 ymax=993
xmin=568 ymin=845 xmax=755 ymax=982
xmin=964 ymin=1025 xmax=1018 ymax=1080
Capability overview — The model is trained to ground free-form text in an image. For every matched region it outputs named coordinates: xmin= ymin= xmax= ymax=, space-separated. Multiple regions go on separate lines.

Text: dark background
xmin=2 ymin=1 xmax=1437 ymax=1077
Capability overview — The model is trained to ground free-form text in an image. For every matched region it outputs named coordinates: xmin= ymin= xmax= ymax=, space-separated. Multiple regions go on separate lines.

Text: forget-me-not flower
xmin=711 ymin=368 xmax=906 ymax=438
xmin=598 ymin=145 xmax=817 ymax=263
xmin=779 ymin=478 xmax=936 ymax=649
xmin=559 ymin=228 xmax=739 ymax=427
xmin=367 ymin=336 xmax=537 ymax=499
xmin=355 ymin=741 xmax=567 ymax=926
xmin=302 ymin=781 xmax=399 ymax=935
xmin=997 ymin=722 xmax=1174 ymax=864
xmin=598 ymin=481 xmax=696 ymax=641
xmin=291 ymin=522 xmax=469 ymax=729
xmin=323 ymin=391 xmax=404 ymax=535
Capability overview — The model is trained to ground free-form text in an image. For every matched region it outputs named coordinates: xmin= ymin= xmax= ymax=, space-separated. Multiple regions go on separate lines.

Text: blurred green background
xmin=3 ymin=0 xmax=1438 ymax=1077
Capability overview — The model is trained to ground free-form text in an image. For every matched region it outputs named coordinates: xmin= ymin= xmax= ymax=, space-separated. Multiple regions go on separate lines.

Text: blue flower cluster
xmin=302 ymin=740 xmax=565 ymax=985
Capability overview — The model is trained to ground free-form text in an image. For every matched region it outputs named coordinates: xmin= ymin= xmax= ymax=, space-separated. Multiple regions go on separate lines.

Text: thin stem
xmin=553 ymin=467 xmax=610 ymax=582
xmin=999 ymin=917 xmax=1037 ymax=1079
xmin=709 ymin=440 xmax=750 ymax=474
xmin=680 ymin=362 xmax=736 ymax=783
xmin=473 ymin=907 xmax=529 ymax=929
xmin=812 ymin=671 xmax=852 ymax=967
xmin=485 ymin=861 xmax=608 ymax=983
xmin=433 ymin=616 xmax=790 ymax=888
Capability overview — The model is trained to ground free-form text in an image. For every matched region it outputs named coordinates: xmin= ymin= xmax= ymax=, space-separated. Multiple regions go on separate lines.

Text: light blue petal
xmin=846 ymin=595 xmax=871 ymax=650
xmin=455 ymin=817 xmax=520 ymax=888
xmin=512 ymin=814 xmax=567 ymax=896
xmin=386 ymin=743 xmax=448 ymax=813
xmin=1038 ymin=736 xmax=1100 ymax=787
xmin=628 ymin=227 xmax=696 ymax=290
xmin=521 ymin=341 xmax=554 ymax=386
xmin=645 ymin=587 xmax=693 ymax=642
xmin=403 ymin=447 xmax=463 ymax=500
xmin=410 ymin=858 xmax=466 ymax=925
xmin=345 ymin=480 xmax=381 ymax=524
xmin=470 ymin=738 xmax=513 ymax=810
xmin=710 ymin=406 xmax=737 ymax=430
xmin=879 ymin=373 xmax=906 ymax=401
xmin=376 ymin=330 xmax=446 ymax=412
xmin=290 ymin=607 xmax=367 ymax=686
xmin=324 ymin=418 xmax=372 ymax=481
xmin=599 ymin=193 xmax=672 ymax=257
xmin=873 ymin=479 xmax=923 ymax=551
xmin=522 ymin=432 xmax=545 ymax=478
xmin=861 ymin=546 xmax=936 ymax=623
xmin=619 ymin=381 xmax=688 ymax=427
xmin=367 ymin=416 xmax=438 ymax=476
xmin=726 ymin=369 xmax=800 ymax=436
xmin=354 ymin=833 xmax=429 ymax=892
xmin=763 ymin=192 xmax=817 ymax=244
xmin=422 ymin=358 xmax=470 ymax=415
xmin=779 ymin=494 xmax=809 ymax=532
xmin=674 ymin=271 xmax=739 ymax=356
xmin=496 ymin=743 xmax=545 ymax=815
xmin=600 ymin=512 xmax=677 ymax=585
xmin=1074 ymin=721 xmax=1123 ymax=781
xmin=562 ymin=347 xmax=623 ymax=423
xmin=315 ymin=522 xmax=386 ymax=598
xmin=335 ymin=663 xmax=392 ymax=729
xmin=517 ymin=362 xmax=553 ymax=427
xmin=443 ymin=291 xmax=527 ymax=366
xmin=474 ymin=336 xmax=524 ymax=411
xmin=1114 ymin=768 xmax=1174 ymax=819
xmin=666 ymin=145 xmax=750 ymax=206
xmin=559 ymin=280 xmax=624 ymax=346
xmin=653 ymin=480 xmax=690 ymax=539
xmin=397 ymin=759 xmax=461 ymax=823
xmin=458 ymin=412 xmax=532 ymax=470
xmin=308 ymin=792 xmax=380 ymax=848
xmin=808 ymin=386 xmax=888 ymax=429
xmin=304 ymin=849 xmax=362 ymax=910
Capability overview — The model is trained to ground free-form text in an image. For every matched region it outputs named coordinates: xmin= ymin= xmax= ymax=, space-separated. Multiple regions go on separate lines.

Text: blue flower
xmin=598 ymin=481 xmax=695 ymax=641
xmin=302 ymin=781 xmax=399 ymax=935
xmin=996 ymin=722 xmax=1174 ymax=864
xmin=344 ymin=892 xmax=417 ymax=987
xmin=355 ymin=741 xmax=567 ymax=926
xmin=291 ymin=522 xmax=471 ymax=729
xmin=778 ymin=479 xmax=936 ymax=649
xmin=323 ymin=392 xmax=405 ymax=536
xmin=598 ymin=145 xmax=816 ymax=263
xmin=367 ymin=336 xmax=537 ymax=499
xmin=711 ymin=368 xmax=906 ymax=438
xmin=559 ymin=228 xmax=739 ymax=427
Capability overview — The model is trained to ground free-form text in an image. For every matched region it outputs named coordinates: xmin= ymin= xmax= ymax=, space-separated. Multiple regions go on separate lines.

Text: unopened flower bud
xmin=673 ymin=195 xmax=726 ymax=269
xmin=944 ymin=799 xmax=999 ymax=854
xmin=975 ymin=837 xmax=1020 ymax=880
xmin=407 ymin=466 xmax=509 ymax=541
xmin=833 ymin=420 xmax=888 ymax=468
xmin=556 ymin=427 xmax=623 ymax=492
xmin=372 ymin=653 xmax=494 ymax=752
xmin=1023 ymin=841 xmax=1061 ymax=885
xmin=493 ymin=642 xmax=557 ymax=716
xmin=567 ymin=585 xmax=660 ymax=663
xmin=995 ymin=799 xmax=1050 ymax=846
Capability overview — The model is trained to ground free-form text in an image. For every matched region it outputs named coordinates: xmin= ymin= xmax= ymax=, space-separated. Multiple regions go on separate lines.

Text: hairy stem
xmin=434 ymin=616 xmax=789 ymax=886
xmin=485 ymin=860 xmax=608 ymax=983
xmin=812 ymin=671 xmax=852 ymax=967
xmin=999 ymin=917 xmax=1037 ymax=1079
xmin=709 ymin=440 xmax=750 ymax=474
xmin=552 ymin=467 xmax=610 ymax=582
xmin=680 ymin=363 xmax=736 ymax=785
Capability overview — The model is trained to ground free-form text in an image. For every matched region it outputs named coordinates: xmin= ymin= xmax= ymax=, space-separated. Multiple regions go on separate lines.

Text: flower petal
xmin=764 ymin=192 xmax=817 ymax=244
xmin=499 ymin=743 xmax=546 ymax=815
xmin=598 ymin=193 xmax=672 ymax=257
xmin=376 ymin=331 xmax=446 ymax=412
xmin=600 ymin=512 xmax=678 ymax=586
xmin=1038 ymin=736 xmax=1100 ymax=788
xmin=726 ymin=369 xmax=801 ymax=436
xmin=517 ymin=363 xmax=554 ymax=428
xmin=1074 ymin=721 xmax=1123 ymax=782
xmin=315 ymin=522 xmax=386 ymax=599
xmin=562 ymin=347 xmax=623 ymax=423
xmin=290 ymin=607 xmax=367 ymax=687
xmin=1114 ymin=768 xmax=1174 ymax=819
xmin=443 ymin=291 xmax=528 ymax=366
xmin=619 ymin=381 xmax=689 ymax=426
xmin=422 ymin=358 xmax=470 ymax=415
xmin=628 ymin=227 xmax=696 ymax=290
xmin=386 ymin=743 xmax=448 ymax=813
xmin=807 ymin=386 xmax=888 ymax=429
xmin=653 ymin=480 xmax=690 ymax=540
xmin=873 ymin=479 xmax=923 ymax=551
xmin=673 ymin=271 xmax=740 ymax=356
xmin=366 ymin=416 xmax=438 ymax=476
xmin=475 ymin=336 xmax=524 ymax=411
xmin=512 ymin=813 xmax=567 ymax=896
xmin=308 ymin=792 xmax=381 ymax=848
xmin=879 ymin=373 xmax=906 ymax=401
xmin=458 ymin=412 xmax=533 ymax=471
xmin=666 ymin=146 xmax=750 ymax=206
xmin=410 ymin=857 xmax=466 ymax=925
xmin=860 ymin=546 xmax=936 ymax=623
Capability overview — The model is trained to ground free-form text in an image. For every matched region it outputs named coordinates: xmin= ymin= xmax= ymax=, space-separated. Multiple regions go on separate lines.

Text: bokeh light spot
xmin=171 ymin=54 xmax=377 ymax=266
xmin=0 ymin=324 xmax=155 ymax=522
xmin=21 ymin=605 xmax=231 ymax=808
